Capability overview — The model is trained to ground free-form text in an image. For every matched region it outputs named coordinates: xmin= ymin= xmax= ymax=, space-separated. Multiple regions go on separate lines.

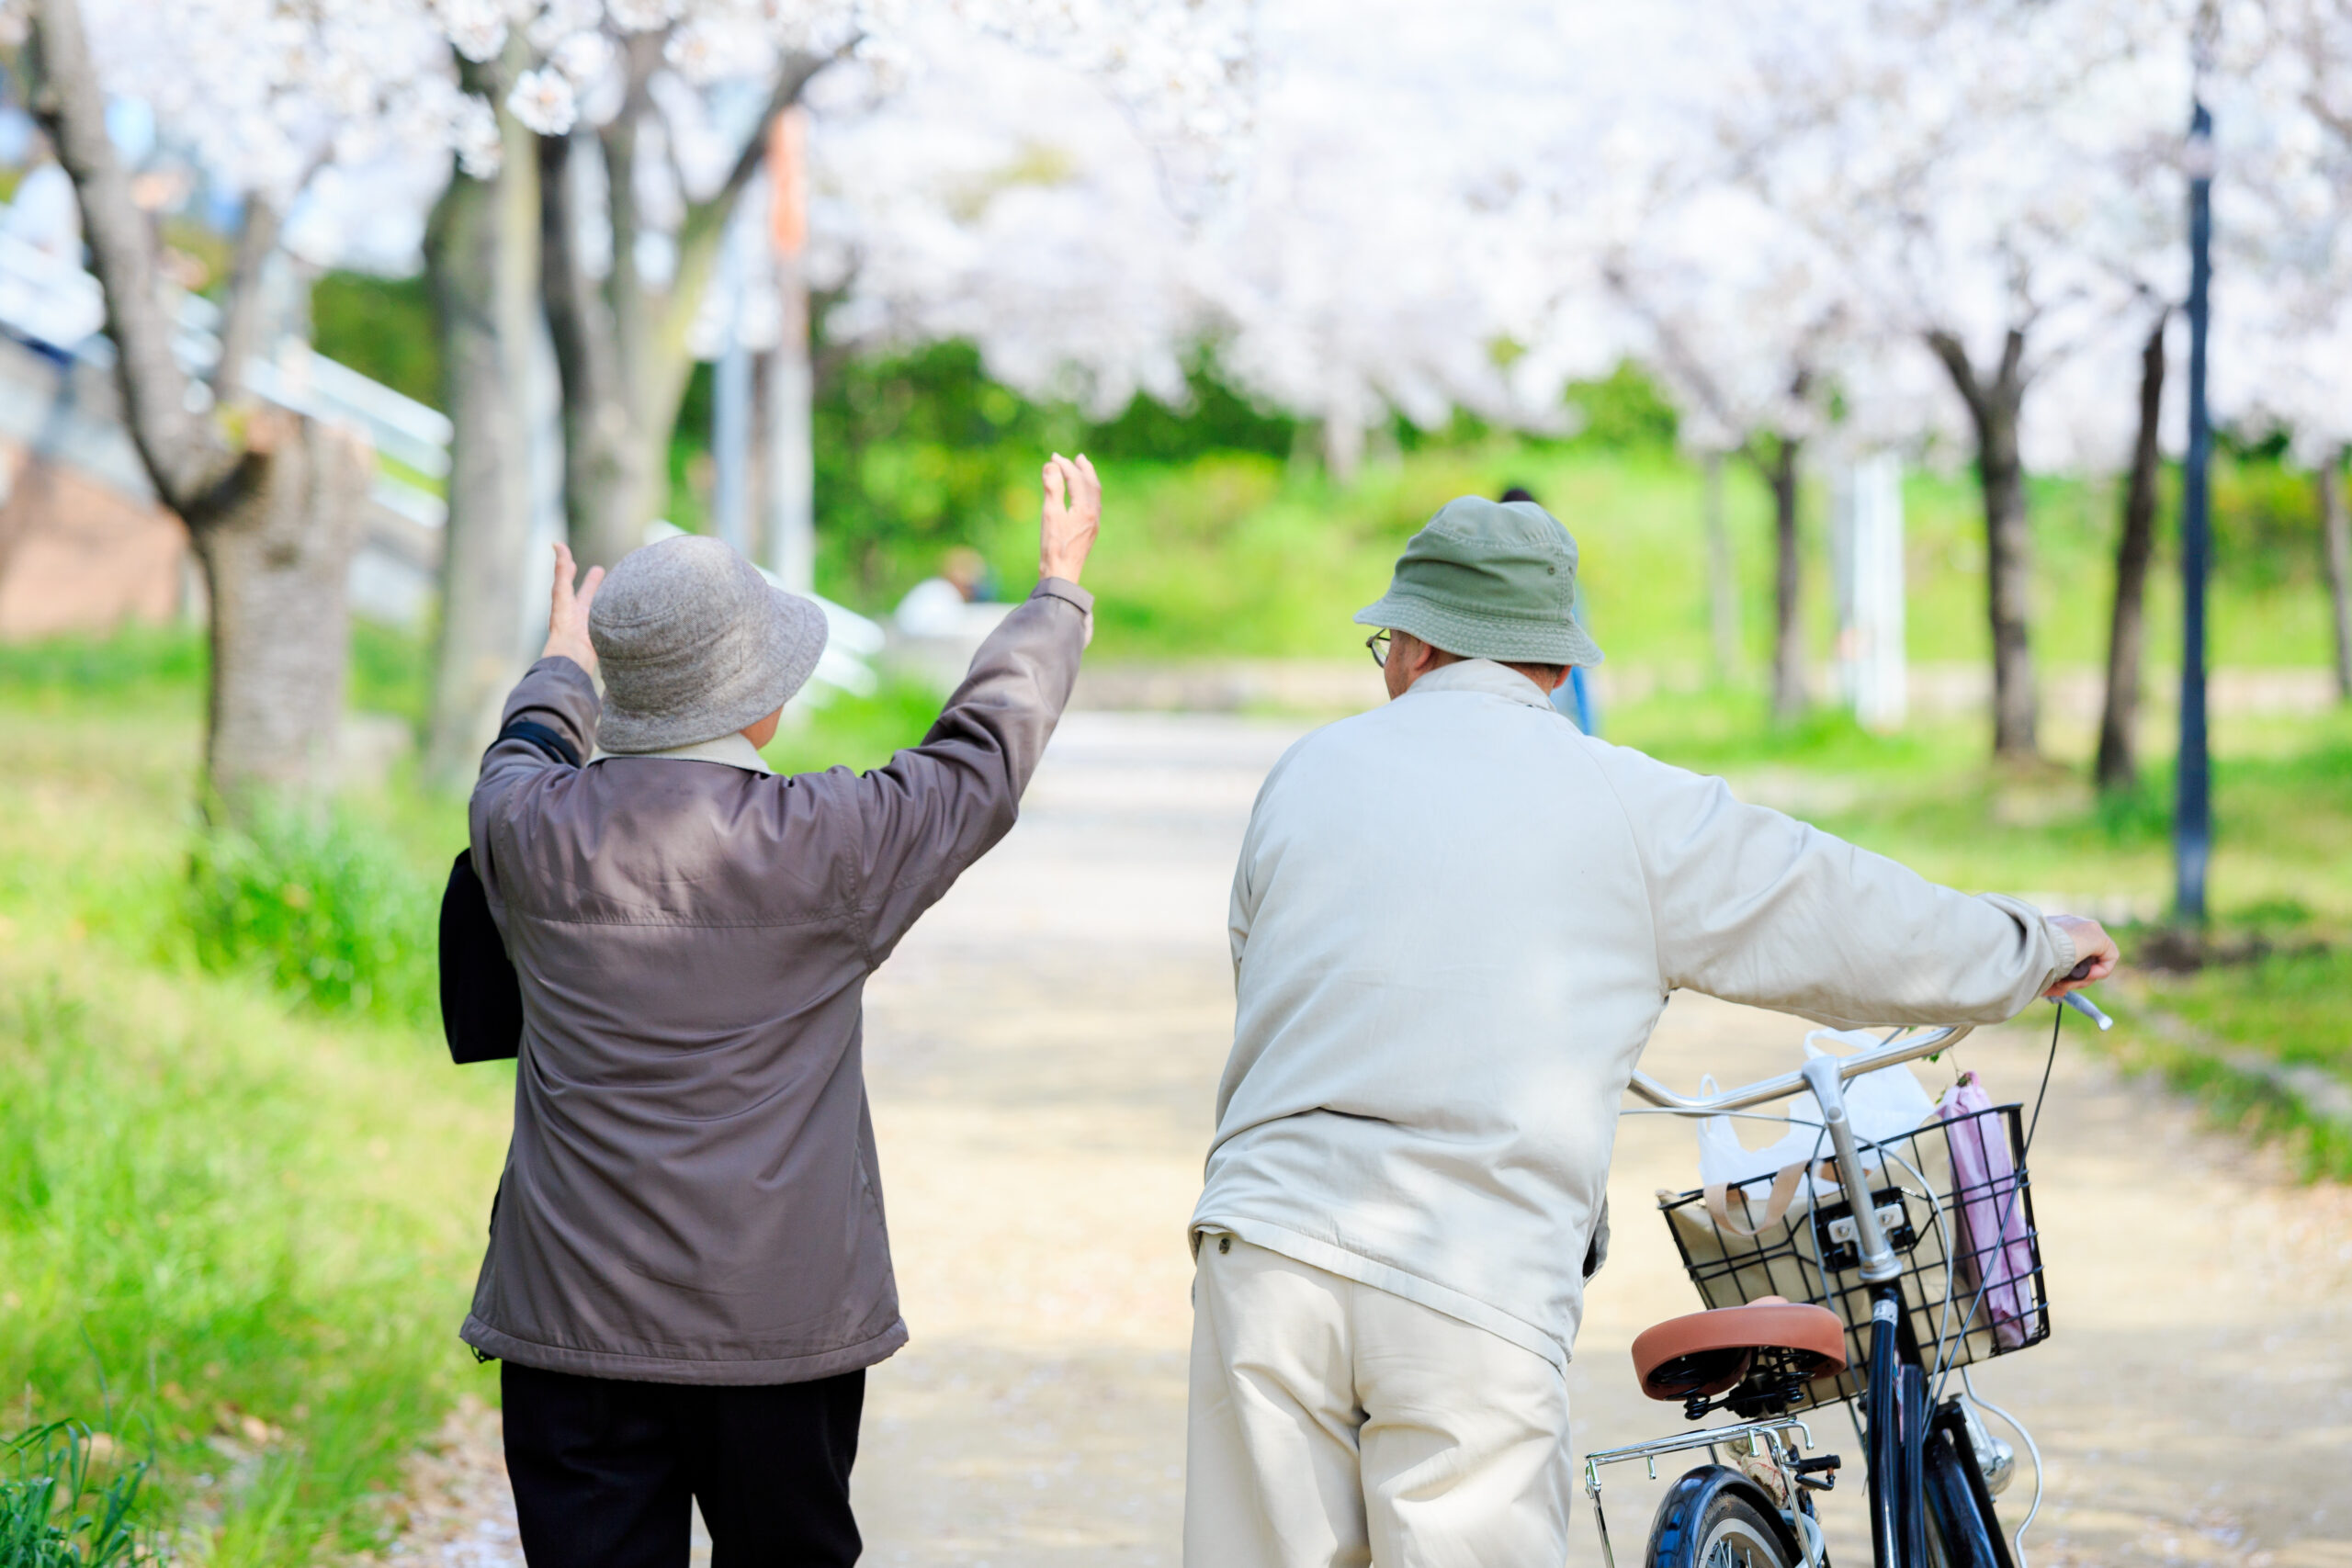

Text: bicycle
xmin=1579 ymin=989 xmax=2112 ymax=1568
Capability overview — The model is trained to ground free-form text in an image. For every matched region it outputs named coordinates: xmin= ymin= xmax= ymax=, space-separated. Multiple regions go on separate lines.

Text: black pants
xmin=502 ymin=1361 xmax=865 ymax=1568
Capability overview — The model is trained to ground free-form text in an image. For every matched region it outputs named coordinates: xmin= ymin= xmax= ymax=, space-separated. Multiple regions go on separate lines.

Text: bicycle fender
xmin=1645 ymin=1464 xmax=1805 ymax=1567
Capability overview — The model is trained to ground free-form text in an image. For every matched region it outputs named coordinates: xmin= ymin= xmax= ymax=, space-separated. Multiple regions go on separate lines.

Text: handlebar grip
xmin=2065 ymin=957 xmax=2096 ymax=982
xmin=2060 ymin=990 xmax=2113 ymax=1031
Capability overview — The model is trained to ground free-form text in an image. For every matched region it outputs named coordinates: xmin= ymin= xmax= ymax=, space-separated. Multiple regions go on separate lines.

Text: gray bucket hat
xmin=1353 ymin=496 xmax=1605 ymax=666
xmin=588 ymin=534 xmax=830 ymax=753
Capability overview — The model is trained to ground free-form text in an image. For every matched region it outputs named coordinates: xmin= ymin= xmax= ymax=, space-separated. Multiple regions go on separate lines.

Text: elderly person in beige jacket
xmin=1184 ymin=496 xmax=2115 ymax=1568
xmin=466 ymin=457 xmax=1100 ymax=1568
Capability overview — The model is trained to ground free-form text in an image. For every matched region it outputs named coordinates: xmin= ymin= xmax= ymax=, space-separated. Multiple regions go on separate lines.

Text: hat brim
xmin=1353 ymin=590 xmax=1604 ymax=666
xmin=595 ymin=586 xmax=831 ymax=753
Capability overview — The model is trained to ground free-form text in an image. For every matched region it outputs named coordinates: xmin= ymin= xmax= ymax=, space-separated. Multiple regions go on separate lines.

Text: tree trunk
xmin=1928 ymin=328 xmax=2039 ymax=760
xmin=28 ymin=0 xmax=359 ymax=814
xmin=1703 ymin=449 xmax=1738 ymax=682
xmin=526 ymin=47 xmax=839 ymax=570
xmin=2321 ymin=450 xmax=2352 ymax=703
xmin=1768 ymin=436 xmax=1804 ymax=720
xmin=192 ymin=416 xmax=369 ymax=807
xmin=2096 ymin=317 xmax=2166 ymax=793
xmin=538 ymin=130 xmax=652 ymax=569
xmin=424 ymin=85 xmax=547 ymax=790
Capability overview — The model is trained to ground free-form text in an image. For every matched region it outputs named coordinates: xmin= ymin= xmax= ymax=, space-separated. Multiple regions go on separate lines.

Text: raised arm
xmin=1594 ymin=744 xmax=2113 ymax=1027
xmin=854 ymin=457 xmax=1102 ymax=958
xmin=469 ymin=545 xmax=604 ymax=857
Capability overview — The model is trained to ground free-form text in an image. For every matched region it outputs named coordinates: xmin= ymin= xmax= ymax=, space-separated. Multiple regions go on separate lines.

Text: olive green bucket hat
xmin=1353 ymin=496 xmax=1604 ymax=666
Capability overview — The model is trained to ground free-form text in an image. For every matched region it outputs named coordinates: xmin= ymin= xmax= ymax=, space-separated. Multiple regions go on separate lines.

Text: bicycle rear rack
xmin=1583 ymin=1416 xmax=1821 ymax=1568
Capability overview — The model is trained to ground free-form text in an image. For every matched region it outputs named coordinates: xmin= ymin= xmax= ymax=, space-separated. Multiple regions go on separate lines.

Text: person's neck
xmin=1409 ymin=653 xmax=1561 ymax=695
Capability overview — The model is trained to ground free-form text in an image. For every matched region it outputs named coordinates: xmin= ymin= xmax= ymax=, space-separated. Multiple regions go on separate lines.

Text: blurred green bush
xmin=185 ymin=810 xmax=440 ymax=1028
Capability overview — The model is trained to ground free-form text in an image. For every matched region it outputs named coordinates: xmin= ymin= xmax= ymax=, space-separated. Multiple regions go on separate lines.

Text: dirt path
xmin=381 ymin=712 xmax=2352 ymax=1568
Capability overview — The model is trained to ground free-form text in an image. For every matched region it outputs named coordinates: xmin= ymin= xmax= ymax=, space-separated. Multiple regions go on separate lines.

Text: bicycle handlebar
xmin=1623 ymin=1023 xmax=1973 ymax=1115
xmin=2058 ymin=990 xmax=2113 ymax=1031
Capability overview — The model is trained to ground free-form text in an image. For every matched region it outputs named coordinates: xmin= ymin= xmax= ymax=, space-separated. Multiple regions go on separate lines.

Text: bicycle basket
xmin=1657 ymin=1100 xmax=2049 ymax=1411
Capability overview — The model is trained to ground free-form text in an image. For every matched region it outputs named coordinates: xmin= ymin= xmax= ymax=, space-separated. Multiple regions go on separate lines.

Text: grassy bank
xmin=1015 ymin=444 xmax=2342 ymax=670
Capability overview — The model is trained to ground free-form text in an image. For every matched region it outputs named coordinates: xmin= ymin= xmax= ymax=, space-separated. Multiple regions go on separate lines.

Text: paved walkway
xmin=383 ymin=712 xmax=2352 ymax=1568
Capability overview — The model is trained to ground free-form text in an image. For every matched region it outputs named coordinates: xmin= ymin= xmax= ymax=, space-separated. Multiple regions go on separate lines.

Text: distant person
xmin=1183 ymin=494 xmax=2115 ymax=1568
xmin=464 ymin=457 xmax=1102 ymax=1568
xmin=4 ymin=156 xmax=79 ymax=264
xmin=1500 ymin=483 xmax=1598 ymax=734
xmin=3 ymin=146 xmax=95 ymax=362
xmin=894 ymin=544 xmax=998 ymax=637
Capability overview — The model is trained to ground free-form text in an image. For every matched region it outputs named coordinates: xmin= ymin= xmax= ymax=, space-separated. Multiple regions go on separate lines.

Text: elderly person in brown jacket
xmin=463 ymin=457 xmax=1102 ymax=1567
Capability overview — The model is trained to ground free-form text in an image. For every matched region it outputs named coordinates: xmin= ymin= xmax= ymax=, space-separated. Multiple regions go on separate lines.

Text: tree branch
xmin=676 ymin=44 xmax=847 ymax=260
xmin=27 ymin=0 xmax=236 ymax=513
xmin=1925 ymin=328 xmax=1990 ymax=430
xmin=647 ymin=42 xmax=850 ymax=449
xmin=538 ymin=130 xmax=626 ymax=449
xmin=209 ymin=197 xmax=284 ymax=409
xmin=1995 ymin=325 xmax=2028 ymax=398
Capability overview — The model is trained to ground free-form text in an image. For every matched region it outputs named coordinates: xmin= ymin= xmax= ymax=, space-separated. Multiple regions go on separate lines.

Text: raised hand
xmin=1039 ymin=453 xmax=1102 ymax=584
xmin=542 ymin=541 xmax=605 ymax=677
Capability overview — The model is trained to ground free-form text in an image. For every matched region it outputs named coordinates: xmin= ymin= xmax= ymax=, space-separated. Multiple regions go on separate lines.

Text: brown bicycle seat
xmin=1630 ymin=1296 xmax=1849 ymax=1403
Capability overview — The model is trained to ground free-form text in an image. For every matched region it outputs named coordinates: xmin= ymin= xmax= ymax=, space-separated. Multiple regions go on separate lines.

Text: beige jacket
xmin=1192 ymin=660 xmax=2073 ymax=1371
xmin=462 ymin=579 xmax=1091 ymax=1384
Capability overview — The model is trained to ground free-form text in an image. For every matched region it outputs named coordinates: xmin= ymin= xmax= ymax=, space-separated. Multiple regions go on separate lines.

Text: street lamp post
xmin=2175 ymin=100 xmax=2215 ymax=925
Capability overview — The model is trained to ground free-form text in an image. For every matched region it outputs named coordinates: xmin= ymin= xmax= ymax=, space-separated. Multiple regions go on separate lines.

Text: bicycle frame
xmin=1598 ymin=1024 xmax=2016 ymax=1568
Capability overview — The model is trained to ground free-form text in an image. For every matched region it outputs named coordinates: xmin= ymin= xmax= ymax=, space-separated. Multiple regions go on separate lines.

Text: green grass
xmin=2106 ymin=908 xmax=2352 ymax=1181
xmin=882 ymin=441 xmax=2344 ymax=671
xmin=0 ymin=962 xmax=508 ymax=1564
xmin=186 ymin=808 xmax=444 ymax=1028
xmin=1 ymin=1423 xmax=152 ymax=1565
xmin=0 ymin=658 xmax=506 ymax=1562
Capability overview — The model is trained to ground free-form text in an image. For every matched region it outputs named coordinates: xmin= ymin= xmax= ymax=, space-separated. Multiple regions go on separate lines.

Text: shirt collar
xmin=1405 ymin=659 xmax=1561 ymax=711
xmin=593 ymin=731 xmax=775 ymax=774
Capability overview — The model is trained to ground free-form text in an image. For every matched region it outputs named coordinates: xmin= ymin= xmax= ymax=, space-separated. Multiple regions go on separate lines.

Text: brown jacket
xmin=460 ymin=579 xmax=1091 ymax=1383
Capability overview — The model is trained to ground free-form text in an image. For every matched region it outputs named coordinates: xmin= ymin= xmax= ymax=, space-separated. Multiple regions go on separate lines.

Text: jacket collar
xmin=593 ymin=730 xmax=775 ymax=774
xmin=1405 ymin=659 xmax=1561 ymax=712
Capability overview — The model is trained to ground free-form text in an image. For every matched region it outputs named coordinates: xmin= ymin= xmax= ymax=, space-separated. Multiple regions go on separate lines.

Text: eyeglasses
xmin=1365 ymin=630 xmax=1392 ymax=669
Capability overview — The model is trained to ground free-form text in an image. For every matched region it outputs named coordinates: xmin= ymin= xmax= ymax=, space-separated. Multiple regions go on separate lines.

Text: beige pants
xmin=1183 ymin=1235 xmax=1574 ymax=1568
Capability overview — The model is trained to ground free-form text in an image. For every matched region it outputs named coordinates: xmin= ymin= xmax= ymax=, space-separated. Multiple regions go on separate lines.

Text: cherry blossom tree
xmin=2208 ymin=0 xmax=2352 ymax=703
xmin=19 ymin=0 xmax=487 ymax=808
xmin=1721 ymin=0 xmax=2194 ymax=761
xmin=1193 ymin=0 xmax=1617 ymax=478
xmin=427 ymin=0 xmax=1254 ymax=571
xmin=1604 ymin=180 xmax=1853 ymax=719
xmin=422 ymin=32 xmax=553 ymax=788
xmin=790 ymin=18 xmax=1207 ymax=423
xmin=412 ymin=0 xmax=1250 ymax=779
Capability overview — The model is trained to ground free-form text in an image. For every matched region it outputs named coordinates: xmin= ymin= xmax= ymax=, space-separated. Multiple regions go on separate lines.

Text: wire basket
xmin=1657 ymin=1100 xmax=2049 ymax=1411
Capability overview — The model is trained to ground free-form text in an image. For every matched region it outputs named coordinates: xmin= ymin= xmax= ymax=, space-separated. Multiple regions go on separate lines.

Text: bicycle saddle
xmin=1630 ymin=1296 xmax=1848 ymax=1404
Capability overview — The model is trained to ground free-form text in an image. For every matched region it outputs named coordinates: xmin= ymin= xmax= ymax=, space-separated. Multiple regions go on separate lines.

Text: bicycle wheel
xmin=1645 ymin=1465 xmax=1806 ymax=1568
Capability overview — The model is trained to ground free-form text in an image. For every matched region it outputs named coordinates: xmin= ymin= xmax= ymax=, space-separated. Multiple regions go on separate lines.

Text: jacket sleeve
xmin=1591 ymin=743 xmax=2075 ymax=1028
xmin=854 ymin=578 xmax=1091 ymax=960
xmin=467 ymin=657 xmax=600 ymax=908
